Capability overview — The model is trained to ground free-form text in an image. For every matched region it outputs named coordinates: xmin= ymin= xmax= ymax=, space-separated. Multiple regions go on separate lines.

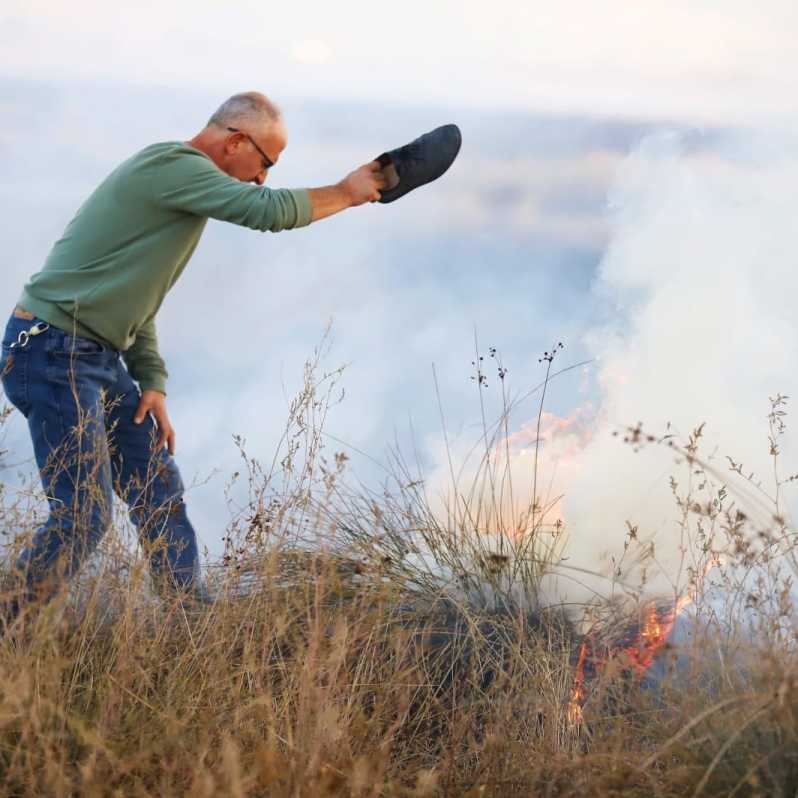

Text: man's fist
xmin=340 ymin=161 xmax=386 ymax=206
xmin=134 ymin=389 xmax=176 ymax=455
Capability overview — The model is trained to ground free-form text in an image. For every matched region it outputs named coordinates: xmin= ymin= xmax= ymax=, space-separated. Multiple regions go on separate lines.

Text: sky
xmin=2 ymin=1 xmax=797 ymax=123
xmin=1 ymin=2 xmax=797 ymax=604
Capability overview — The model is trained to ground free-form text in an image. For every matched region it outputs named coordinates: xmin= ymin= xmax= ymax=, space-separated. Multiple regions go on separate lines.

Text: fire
xmin=566 ymin=557 xmax=719 ymax=725
xmin=567 ymin=641 xmax=590 ymax=725
xmin=566 ymin=593 xmax=696 ymax=724
xmin=621 ymin=601 xmax=678 ymax=674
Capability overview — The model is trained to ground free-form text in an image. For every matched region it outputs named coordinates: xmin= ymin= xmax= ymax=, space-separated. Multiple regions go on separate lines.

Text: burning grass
xmin=0 ymin=338 xmax=797 ymax=796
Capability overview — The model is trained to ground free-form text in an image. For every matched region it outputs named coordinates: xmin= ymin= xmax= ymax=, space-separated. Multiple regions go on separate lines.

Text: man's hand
xmin=308 ymin=161 xmax=386 ymax=222
xmin=133 ymin=389 xmax=175 ymax=455
xmin=341 ymin=161 xmax=386 ymax=206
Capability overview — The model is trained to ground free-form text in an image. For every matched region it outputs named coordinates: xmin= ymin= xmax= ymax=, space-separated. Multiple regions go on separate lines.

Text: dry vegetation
xmin=0 ymin=337 xmax=797 ymax=797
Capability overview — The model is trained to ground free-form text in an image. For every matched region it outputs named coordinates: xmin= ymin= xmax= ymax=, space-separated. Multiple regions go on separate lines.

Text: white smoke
xmin=420 ymin=123 xmax=798 ymax=609
xmin=557 ymin=125 xmax=798 ymax=603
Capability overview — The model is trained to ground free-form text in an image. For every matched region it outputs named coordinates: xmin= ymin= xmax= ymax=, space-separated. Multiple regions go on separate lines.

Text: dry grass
xmin=1 ymin=337 xmax=797 ymax=797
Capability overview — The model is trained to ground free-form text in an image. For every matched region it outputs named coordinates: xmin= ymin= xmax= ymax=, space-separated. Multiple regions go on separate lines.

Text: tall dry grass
xmin=0 ymin=335 xmax=797 ymax=797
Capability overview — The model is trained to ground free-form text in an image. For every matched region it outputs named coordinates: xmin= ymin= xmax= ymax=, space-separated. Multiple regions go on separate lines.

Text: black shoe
xmin=376 ymin=124 xmax=462 ymax=204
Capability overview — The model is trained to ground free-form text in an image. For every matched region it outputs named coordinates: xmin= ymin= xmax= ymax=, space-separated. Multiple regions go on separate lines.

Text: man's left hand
xmin=133 ymin=389 xmax=176 ymax=455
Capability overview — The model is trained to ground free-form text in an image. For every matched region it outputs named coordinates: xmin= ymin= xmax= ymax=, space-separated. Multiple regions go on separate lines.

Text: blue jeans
xmin=0 ymin=313 xmax=201 ymax=606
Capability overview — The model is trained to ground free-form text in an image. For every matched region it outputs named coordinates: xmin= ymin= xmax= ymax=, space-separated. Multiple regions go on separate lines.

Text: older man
xmin=0 ymin=91 xmax=387 ymax=611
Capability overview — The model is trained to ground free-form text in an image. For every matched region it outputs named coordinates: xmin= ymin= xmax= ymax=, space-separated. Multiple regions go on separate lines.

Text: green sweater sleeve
xmin=154 ymin=147 xmax=313 ymax=232
xmin=122 ymin=316 xmax=169 ymax=394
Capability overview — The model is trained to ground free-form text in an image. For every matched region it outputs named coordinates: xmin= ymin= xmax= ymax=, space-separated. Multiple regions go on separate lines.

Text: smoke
xmin=421 ymin=123 xmax=798 ymax=608
xmin=556 ymin=124 xmax=798 ymax=603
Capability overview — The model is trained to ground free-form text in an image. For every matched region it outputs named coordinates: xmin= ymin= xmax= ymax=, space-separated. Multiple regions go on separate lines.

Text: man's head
xmin=190 ymin=92 xmax=286 ymax=185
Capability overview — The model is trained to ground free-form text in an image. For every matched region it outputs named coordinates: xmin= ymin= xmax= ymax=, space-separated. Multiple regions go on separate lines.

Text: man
xmin=0 ymin=91 xmax=389 ymax=611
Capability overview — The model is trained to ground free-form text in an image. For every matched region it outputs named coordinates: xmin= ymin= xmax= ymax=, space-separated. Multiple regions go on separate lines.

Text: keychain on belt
xmin=9 ymin=321 xmax=50 ymax=350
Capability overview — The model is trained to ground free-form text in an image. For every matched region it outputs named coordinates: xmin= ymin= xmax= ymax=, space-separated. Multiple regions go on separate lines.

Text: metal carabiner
xmin=9 ymin=321 xmax=49 ymax=350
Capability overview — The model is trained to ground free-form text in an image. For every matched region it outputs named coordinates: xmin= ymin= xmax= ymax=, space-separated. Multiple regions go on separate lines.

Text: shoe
xmin=376 ymin=124 xmax=462 ymax=204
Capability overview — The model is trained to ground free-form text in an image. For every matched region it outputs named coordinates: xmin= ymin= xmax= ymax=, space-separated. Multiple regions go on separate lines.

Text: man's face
xmin=223 ymin=120 xmax=287 ymax=185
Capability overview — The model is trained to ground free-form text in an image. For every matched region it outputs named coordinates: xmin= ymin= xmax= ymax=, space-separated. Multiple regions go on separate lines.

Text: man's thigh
xmin=105 ymin=363 xmax=185 ymax=514
xmin=106 ymin=363 xmax=201 ymax=593
xmin=25 ymin=326 xmax=116 ymax=520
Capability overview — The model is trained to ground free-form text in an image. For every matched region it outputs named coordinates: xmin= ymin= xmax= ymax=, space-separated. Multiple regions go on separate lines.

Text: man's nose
xmin=254 ymin=172 xmax=266 ymax=186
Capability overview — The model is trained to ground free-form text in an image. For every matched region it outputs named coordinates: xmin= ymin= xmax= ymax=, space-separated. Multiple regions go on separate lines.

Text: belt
xmin=13 ymin=307 xmax=35 ymax=321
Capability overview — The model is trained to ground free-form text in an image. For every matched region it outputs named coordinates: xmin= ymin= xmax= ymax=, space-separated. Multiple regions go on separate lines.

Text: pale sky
xmin=2 ymin=0 xmax=796 ymax=122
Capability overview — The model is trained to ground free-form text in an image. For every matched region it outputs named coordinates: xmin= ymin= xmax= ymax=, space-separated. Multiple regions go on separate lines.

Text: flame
xmin=566 ymin=555 xmax=721 ymax=725
xmin=566 ymin=591 xmax=699 ymax=724
xmin=620 ymin=599 xmax=683 ymax=674
xmin=567 ymin=641 xmax=590 ymax=725
xmin=621 ymin=557 xmax=718 ymax=673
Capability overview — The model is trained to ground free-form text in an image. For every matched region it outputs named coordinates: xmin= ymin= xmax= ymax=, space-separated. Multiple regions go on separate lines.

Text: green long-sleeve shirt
xmin=19 ymin=141 xmax=313 ymax=394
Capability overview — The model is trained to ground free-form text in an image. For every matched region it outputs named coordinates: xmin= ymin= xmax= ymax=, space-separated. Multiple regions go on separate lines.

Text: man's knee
xmin=153 ymin=456 xmax=185 ymax=499
xmin=129 ymin=453 xmax=184 ymax=501
xmin=129 ymin=477 xmax=187 ymax=536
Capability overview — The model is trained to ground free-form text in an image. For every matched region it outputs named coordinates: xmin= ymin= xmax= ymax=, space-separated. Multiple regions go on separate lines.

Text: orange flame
xmin=566 ymin=555 xmax=720 ymax=725
xmin=620 ymin=600 xmax=681 ymax=674
xmin=566 ymin=592 xmax=697 ymax=724
xmin=567 ymin=641 xmax=590 ymax=725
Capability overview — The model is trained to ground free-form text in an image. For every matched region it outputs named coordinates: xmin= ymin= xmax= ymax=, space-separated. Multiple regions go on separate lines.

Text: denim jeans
xmin=0 ymin=313 xmax=201 ymax=606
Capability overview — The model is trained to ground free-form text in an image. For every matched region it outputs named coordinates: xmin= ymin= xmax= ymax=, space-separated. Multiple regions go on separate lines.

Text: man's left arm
xmin=122 ymin=318 xmax=176 ymax=454
xmin=156 ymin=153 xmax=385 ymax=231
xmin=307 ymin=162 xmax=386 ymax=221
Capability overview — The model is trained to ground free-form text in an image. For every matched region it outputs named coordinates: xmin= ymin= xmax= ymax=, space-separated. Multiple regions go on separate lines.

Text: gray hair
xmin=208 ymin=92 xmax=282 ymax=130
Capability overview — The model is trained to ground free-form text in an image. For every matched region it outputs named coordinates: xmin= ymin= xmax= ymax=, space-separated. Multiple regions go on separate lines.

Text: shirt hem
xmin=17 ymin=292 xmax=118 ymax=350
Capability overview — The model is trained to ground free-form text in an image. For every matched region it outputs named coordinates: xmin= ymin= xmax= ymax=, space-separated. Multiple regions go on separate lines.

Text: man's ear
xmin=224 ymin=133 xmax=241 ymax=155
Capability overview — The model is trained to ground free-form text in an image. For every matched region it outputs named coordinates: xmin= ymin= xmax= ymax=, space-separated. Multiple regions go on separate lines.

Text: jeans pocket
xmin=53 ymin=334 xmax=106 ymax=356
xmin=0 ymin=345 xmax=30 ymax=416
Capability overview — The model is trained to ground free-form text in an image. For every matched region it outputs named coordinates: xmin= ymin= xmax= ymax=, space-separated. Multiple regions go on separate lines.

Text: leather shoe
xmin=376 ymin=123 xmax=462 ymax=204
